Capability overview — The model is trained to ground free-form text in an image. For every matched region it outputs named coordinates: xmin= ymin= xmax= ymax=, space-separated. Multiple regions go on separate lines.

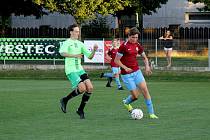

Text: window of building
xmin=185 ymin=12 xmax=210 ymax=23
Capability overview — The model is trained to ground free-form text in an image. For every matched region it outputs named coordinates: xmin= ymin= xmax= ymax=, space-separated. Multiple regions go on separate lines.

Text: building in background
xmin=143 ymin=0 xmax=210 ymax=28
xmin=6 ymin=0 xmax=210 ymax=40
xmin=11 ymin=12 xmax=75 ymax=28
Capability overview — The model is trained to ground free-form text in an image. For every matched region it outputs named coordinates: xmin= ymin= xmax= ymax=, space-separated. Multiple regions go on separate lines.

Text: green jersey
xmin=59 ymin=38 xmax=91 ymax=75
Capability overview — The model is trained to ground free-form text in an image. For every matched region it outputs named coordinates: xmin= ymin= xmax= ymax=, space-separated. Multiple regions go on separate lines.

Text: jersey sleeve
xmin=59 ymin=40 xmax=69 ymax=54
xmin=81 ymin=42 xmax=92 ymax=58
xmin=117 ymin=43 xmax=125 ymax=56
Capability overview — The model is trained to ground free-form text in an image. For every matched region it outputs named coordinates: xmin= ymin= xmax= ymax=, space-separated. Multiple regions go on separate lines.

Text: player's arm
xmin=88 ymin=44 xmax=98 ymax=59
xmin=81 ymin=43 xmax=98 ymax=60
xmin=114 ymin=53 xmax=132 ymax=72
xmin=136 ymin=54 xmax=141 ymax=57
xmin=141 ymin=52 xmax=152 ymax=75
xmin=60 ymin=53 xmax=83 ymax=58
xmin=105 ymin=50 xmax=112 ymax=61
xmin=165 ymin=35 xmax=173 ymax=40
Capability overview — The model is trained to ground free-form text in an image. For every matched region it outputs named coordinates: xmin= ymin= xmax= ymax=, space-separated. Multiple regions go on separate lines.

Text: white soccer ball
xmin=131 ymin=109 xmax=143 ymax=120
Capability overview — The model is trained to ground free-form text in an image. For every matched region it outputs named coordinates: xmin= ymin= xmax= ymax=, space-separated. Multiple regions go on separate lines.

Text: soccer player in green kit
xmin=59 ymin=24 xmax=98 ymax=119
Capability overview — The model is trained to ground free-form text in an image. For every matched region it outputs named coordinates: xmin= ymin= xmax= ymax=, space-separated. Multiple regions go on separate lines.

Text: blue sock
xmin=145 ymin=99 xmax=154 ymax=114
xmin=115 ymin=77 xmax=122 ymax=88
xmin=104 ymin=73 xmax=113 ymax=78
xmin=124 ymin=95 xmax=133 ymax=104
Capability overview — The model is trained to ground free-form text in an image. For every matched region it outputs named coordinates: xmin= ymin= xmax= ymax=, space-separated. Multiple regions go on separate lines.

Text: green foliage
xmin=188 ymin=0 xmax=210 ymax=11
xmin=33 ymin=0 xmax=130 ymax=24
xmin=0 ymin=0 xmax=46 ymax=36
xmin=0 ymin=0 xmax=130 ymax=27
xmin=1 ymin=69 xmax=210 ymax=82
xmin=0 ymin=0 xmax=169 ymax=29
xmin=0 ymin=0 xmax=45 ymax=17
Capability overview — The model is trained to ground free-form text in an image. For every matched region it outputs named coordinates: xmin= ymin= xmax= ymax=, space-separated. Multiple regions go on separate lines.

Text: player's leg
xmin=139 ymin=82 xmax=158 ymax=119
xmin=164 ymin=48 xmax=169 ymax=67
xmin=76 ymin=73 xmax=93 ymax=119
xmin=60 ymin=72 xmax=86 ymax=113
xmin=167 ymin=49 xmax=172 ymax=67
xmin=123 ymin=89 xmax=140 ymax=112
xmin=100 ymin=72 xmax=113 ymax=87
xmin=165 ymin=49 xmax=172 ymax=67
xmin=121 ymin=73 xmax=140 ymax=112
xmin=112 ymin=67 xmax=123 ymax=90
xmin=104 ymin=73 xmax=113 ymax=87
xmin=135 ymin=70 xmax=158 ymax=119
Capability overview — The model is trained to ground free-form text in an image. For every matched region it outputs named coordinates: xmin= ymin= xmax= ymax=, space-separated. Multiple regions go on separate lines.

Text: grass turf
xmin=0 ymin=80 xmax=210 ymax=140
xmin=1 ymin=69 xmax=210 ymax=82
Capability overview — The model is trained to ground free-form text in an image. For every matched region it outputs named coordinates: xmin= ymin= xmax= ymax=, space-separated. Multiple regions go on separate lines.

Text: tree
xmin=0 ymin=0 xmax=170 ymax=37
xmin=0 ymin=0 xmax=45 ymax=18
xmin=0 ymin=0 xmax=130 ymax=29
xmin=0 ymin=0 xmax=46 ymax=36
xmin=33 ymin=0 xmax=130 ymax=24
xmin=188 ymin=0 xmax=210 ymax=11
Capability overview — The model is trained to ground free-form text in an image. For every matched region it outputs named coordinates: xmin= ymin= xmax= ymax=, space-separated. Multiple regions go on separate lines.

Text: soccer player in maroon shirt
xmin=100 ymin=39 xmax=123 ymax=90
xmin=114 ymin=27 xmax=158 ymax=119
xmin=106 ymin=39 xmax=123 ymax=90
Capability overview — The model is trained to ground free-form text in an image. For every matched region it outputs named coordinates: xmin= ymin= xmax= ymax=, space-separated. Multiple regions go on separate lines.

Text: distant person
xmin=159 ymin=30 xmax=173 ymax=68
xmin=59 ymin=23 xmax=98 ymax=119
xmin=114 ymin=27 xmax=158 ymax=119
xmin=100 ymin=38 xmax=124 ymax=90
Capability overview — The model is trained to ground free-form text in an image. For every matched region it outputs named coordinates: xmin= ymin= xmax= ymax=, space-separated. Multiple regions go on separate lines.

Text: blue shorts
xmin=121 ymin=70 xmax=145 ymax=91
xmin=112 ymin=67 xmax=120 ymax=74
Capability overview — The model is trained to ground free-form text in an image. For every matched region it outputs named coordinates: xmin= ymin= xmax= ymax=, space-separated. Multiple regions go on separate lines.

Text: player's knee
xmin=86 ymin=85 xmax=93 ymax=93
xmin=79 ymin=86 xmax=87 ymax=93
xmin=114 ymin=74 xmax=119 ymax=78
xmin=78 ymin=82 xmax=87 ymax=93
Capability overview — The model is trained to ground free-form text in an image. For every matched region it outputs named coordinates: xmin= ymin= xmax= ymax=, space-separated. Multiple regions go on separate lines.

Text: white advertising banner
xmin=84 ymin=40 xmax=104 ymax=63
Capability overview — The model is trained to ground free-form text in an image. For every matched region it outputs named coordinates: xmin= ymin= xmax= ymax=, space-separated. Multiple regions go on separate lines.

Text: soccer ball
xmin=131 ymin=109 xmax=143 ymax=120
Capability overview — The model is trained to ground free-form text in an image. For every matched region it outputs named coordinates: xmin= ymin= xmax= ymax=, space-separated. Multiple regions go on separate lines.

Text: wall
xmin=11 ymin=12 xmax=75 ymax=28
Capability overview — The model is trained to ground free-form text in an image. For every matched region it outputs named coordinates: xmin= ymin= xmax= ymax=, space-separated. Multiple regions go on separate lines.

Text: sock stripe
xmin=85 ymin=92 xmax=92 ymax=96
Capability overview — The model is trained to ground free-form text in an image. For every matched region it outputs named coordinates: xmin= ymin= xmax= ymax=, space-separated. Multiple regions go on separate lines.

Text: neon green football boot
xmin=149 ymin=114 xmax=158 ymax=119
xmin=123 ymin=100 xmax=133 ymax=112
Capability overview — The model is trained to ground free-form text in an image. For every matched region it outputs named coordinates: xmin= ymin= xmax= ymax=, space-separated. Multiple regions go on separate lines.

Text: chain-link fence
xmin=140 ymin=39 xmax=209 ymax=71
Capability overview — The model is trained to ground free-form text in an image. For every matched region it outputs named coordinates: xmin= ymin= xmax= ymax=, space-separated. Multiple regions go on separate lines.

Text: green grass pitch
xmin=0 ymin=80 xmax=210 ymax=140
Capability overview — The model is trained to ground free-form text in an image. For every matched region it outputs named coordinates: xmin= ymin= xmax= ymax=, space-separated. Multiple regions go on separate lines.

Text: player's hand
xmin=159 ymin=36 xmax=163 ymax=39
xmin=145 ymin=66 xmax=152 ymax=76
xmin=93 ymin=44 xmax=98 ymax=51
xmin=125 ymin=67 xmax=133 ymax=73
xmin=74 ymin=54 xmax=83 ymax=58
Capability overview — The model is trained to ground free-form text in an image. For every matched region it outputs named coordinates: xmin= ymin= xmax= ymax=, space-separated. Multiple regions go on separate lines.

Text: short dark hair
xmin=128 ymin=27 xmax=140 ymax=36
xmin=68 ymin=23 xmax=79 ymax=31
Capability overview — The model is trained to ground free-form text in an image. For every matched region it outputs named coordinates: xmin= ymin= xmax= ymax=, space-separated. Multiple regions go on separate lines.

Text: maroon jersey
xmin=107 ymin=48 xmax=119 ymax=67
xmin=118 ymin=41 xmax=144 ymax=75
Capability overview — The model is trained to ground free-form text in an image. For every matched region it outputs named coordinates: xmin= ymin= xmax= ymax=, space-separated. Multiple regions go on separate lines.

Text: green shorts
xmin=67 ymin=70 xmax=86 ymax=89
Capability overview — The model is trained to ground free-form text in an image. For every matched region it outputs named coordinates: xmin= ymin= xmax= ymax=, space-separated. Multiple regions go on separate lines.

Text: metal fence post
xmin=3 ymin=59 xmax=6 ymax=69
xmin=155 ymin=39 xmax=158 ymax=67
xmin=208 ymin=39 xmax=210 ymax=71
xmin=53 ymin=58 xmax=56 ymax=69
